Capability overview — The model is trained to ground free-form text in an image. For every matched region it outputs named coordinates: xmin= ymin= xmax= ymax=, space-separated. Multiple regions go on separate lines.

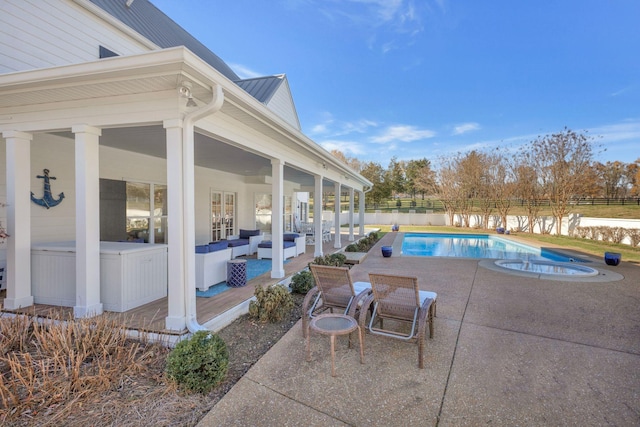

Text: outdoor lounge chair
xmin=302 ymin=265 xmax=372 ymax=338
xmin=360 ymin=273 xmax=437 ymax=369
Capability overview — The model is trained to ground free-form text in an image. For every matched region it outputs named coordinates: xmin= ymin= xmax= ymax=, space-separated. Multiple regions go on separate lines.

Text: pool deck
xmin=198 ymin=231 xmax=640 ymax=426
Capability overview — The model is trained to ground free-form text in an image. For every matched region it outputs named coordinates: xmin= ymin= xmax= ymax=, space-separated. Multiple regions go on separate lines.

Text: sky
xmin=151 ymin=0 xmax=640 ymax=167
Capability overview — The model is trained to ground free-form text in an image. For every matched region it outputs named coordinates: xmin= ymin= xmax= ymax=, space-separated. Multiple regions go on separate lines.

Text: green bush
xmin=344 ymin=232 xmax=380 ymax=253
xmin=311 ymin=253 xmax=347 ymax=267
xmin=290 ymin=270 xmax=315 ymax=294
xmin=249 ymin=284 xmax=294 ymax=323
xmin=345 ymin=243 xmax=358 ymax=252
xmin=165 ymin=330 xmax=228 ymax=394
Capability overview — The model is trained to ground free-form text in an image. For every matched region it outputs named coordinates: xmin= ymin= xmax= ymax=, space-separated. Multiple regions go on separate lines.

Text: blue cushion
xmin=258 ymin=241 xmax=295 ymax=249
xmin=208 ymin=241 xmax=229 ymax=252
xmin=195 ymin=244 xmax=209 ymax=253
xmin=227 ymin=239 xmax=249 ymax=247
xmin=239 ymin=229 xmax=260 ymax=239
xmin=283 ymin=233 xmax=299 ymax=242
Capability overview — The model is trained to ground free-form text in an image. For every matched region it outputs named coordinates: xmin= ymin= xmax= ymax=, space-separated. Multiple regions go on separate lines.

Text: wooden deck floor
xmin=0 ymin=235 xmax=361 ymax=337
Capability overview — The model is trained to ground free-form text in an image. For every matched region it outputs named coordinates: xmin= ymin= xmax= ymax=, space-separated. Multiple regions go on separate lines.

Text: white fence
xmin=332 ymin=210 xmax=640 ymax=246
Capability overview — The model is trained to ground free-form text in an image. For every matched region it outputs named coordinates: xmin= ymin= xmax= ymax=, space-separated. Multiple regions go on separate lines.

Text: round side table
xmin=306 ymin=313 xmax=364 ymax=377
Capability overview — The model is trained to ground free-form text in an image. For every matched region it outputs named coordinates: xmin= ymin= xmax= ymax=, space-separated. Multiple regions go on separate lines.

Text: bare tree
xmin=530 ymin=128 xmax=595 ymax=235
xmin=594 ymin=161 xmax=627 ymax=198
xmin=513 ymin=156 xmax=543 ymax=233
xmin=435 ymin=156 xmax=462 ymax=226
xmin=491 ymin=152 xmax=516 ymax=229
xmin=330 ymin=149 xmax=363 ymax=172
xmin=628 ymin=158 xmax=640 ymax=197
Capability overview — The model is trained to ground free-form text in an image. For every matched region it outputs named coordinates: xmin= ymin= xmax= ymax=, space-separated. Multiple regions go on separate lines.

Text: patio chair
xmin=360 ymin=273 xmax=437 ymax=369
xmin=302 ymin=265 xmax=372 ymax=338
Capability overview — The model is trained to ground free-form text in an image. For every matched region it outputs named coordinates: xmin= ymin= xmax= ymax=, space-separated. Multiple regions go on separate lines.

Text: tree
xmin=456 ymin=150 xmax=490 ymax=227
xmin=625 ymin=159 xmax=640 ymax=197
xmin=405 ymin=158 xmax=435 ymax=200
xmin=386 ymin=157 xmax=406 ymax=198
xmin=530 ymin=128 xmax=595 ymax=235
xmin=435 ymin=157 xmax=461 ymax=226
xmin=594 ymin=161 xmax=627 ymax=198
xmin=360 ymin=161 xmax=390 ymax=208
xmin=330 ymin=149 xmax=363 ymax=172
xmin=491 ymin=152 xmax=516 ymax=229
xmin=513 ymin=156 xmax=543 ymax=233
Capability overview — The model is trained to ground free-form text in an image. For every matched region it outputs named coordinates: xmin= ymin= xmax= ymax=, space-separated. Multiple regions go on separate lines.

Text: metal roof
xmin=88 ymin=0 xmax=240 ymax=81
xmin=235 ymin=75 xmax=284 ymax=104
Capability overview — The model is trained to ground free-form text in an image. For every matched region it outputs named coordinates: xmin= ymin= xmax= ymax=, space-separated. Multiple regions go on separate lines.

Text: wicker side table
xmin=306 ymin=313 xmax=364 ymax=377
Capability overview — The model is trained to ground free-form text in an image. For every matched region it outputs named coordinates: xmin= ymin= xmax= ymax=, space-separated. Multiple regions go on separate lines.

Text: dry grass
xmin=0 ymin=312 xmax=171 ymax=426
xmin=0 ymin=294 xmax=306 ymax=426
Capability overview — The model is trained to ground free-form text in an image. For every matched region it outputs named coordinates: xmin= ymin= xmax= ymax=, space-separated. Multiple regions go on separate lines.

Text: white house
xmin=0 ymin=0 xmax=372 ymax=333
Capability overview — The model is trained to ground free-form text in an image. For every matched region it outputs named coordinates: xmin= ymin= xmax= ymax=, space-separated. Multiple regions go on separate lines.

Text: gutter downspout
xmin=183 ymin=84 xmax=224 ymax=333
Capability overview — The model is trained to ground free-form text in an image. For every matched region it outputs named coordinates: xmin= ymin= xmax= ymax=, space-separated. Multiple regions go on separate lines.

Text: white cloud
xmin=308 ymin=114 xmax=378 ymax=137
xmin=452 ymin=122 xmax=480 ymax=135
xmin=319 ymin=139 xmax=367 ymax=156
xmin=228 ymin=63 xmax=263 ymax=79
xmin=317 ymin=0 xmax=425 ymax=53
xmin=588 ymin=119 xmax=640 ymax=142
xmin=370 ymin=125 xmax=436 ymax=143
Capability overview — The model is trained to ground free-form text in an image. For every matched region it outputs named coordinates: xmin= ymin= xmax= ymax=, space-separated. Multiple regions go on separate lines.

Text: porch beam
xmin=2 ymin=131 xmax=34 ymax=310
xmin=72 ymin=124 xmax=103 ymax=318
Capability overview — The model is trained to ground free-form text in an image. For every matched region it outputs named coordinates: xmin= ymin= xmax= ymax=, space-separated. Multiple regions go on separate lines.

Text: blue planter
xmin=604 ymin=252 xmax=621 ymax=266
xmin=496 ymin=227 xmax=505 ymax=234
xmin=381 ymin=246 xmax=393 ymax=257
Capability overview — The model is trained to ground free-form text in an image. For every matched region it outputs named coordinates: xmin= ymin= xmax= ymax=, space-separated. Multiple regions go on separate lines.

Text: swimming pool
xmin=401 ymin=233 xmax=577 ymax=262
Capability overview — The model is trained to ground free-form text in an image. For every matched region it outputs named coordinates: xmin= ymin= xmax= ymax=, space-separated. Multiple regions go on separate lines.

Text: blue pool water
xmin=402 ymin=233 xmax=576 ymax=262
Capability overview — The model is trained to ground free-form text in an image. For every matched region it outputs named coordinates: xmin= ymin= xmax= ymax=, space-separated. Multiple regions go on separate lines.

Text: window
xmin=126 ymin=182 xmax=167 ymax=243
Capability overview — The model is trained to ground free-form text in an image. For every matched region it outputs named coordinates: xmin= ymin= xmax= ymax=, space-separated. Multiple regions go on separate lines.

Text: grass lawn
xmin=369 ymin=224 xmax=640 ymax=264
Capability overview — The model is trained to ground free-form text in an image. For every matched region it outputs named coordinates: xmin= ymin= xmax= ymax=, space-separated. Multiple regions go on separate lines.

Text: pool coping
xmin=478 ymin=259 xmax=624 ymax=282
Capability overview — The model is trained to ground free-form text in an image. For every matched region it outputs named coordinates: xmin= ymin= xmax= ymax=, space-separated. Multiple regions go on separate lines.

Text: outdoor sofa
xmin=257 ymin=233 xmax=305 ymax=260
xmin=226 ymin=229 xmax=264 ymax=258
xmin=195 ymin=241 xmax=232 ymax=291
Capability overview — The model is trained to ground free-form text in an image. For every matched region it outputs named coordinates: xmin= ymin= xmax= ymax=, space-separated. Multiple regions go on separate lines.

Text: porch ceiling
xmin=53 ymin=125 xmax=319 ymax=187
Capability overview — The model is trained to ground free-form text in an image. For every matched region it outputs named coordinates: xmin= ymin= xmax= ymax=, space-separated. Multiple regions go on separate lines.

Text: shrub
xmin=311 ymin=253 xmax=347 ymax=267
xmin=165 ymin=330 xmax=229 ymax=394
xmin=249 ymin=284 xmax=294 ymax=323
xmin=628 ymin=229 xmax=640 ymax=247
xmin=290 ymin=270 xmax=315 ymax=294
xmin=345 ymin=232 xmax=380 ymax=252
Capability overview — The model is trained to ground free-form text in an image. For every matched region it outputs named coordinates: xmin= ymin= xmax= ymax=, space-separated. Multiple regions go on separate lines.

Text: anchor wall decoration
xmin=31 ymin=169 xmax=65 ymax=209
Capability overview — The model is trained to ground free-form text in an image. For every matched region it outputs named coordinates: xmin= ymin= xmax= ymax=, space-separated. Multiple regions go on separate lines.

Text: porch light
xmin=178 ymin=81 xmax=198 ymax=107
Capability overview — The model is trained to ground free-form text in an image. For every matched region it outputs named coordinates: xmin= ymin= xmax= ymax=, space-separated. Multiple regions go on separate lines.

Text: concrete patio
xmin=198 ymin=232 xmax=640 ymax=426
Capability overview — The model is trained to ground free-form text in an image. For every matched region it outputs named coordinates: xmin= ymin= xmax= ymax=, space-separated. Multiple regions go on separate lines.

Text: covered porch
xmin=0 ymin=233 xmax=362 ymax=338
xmin=0 ymin=47 xmax=372 ymax=334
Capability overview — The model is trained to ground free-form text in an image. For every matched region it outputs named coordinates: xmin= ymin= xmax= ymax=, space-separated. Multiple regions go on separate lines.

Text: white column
xmin=271 ymin=159 xmax=284 ymax=278
xmin=359 ymin=190 xmax=366 ymax=236
xmin=314 ymin=174 xmax=323 ymax=257
xmin=334 ymin=182 xmax=341 ymax=249
xmin=72 ymin=125 xmax=103 ymax=318
xmin=348 ymin=187 xmax=355 ymax=241
xmin=164 ymin=119 xmax=187 ymax=331
xmin=2 ymin=131 xmax=34 ymax=309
